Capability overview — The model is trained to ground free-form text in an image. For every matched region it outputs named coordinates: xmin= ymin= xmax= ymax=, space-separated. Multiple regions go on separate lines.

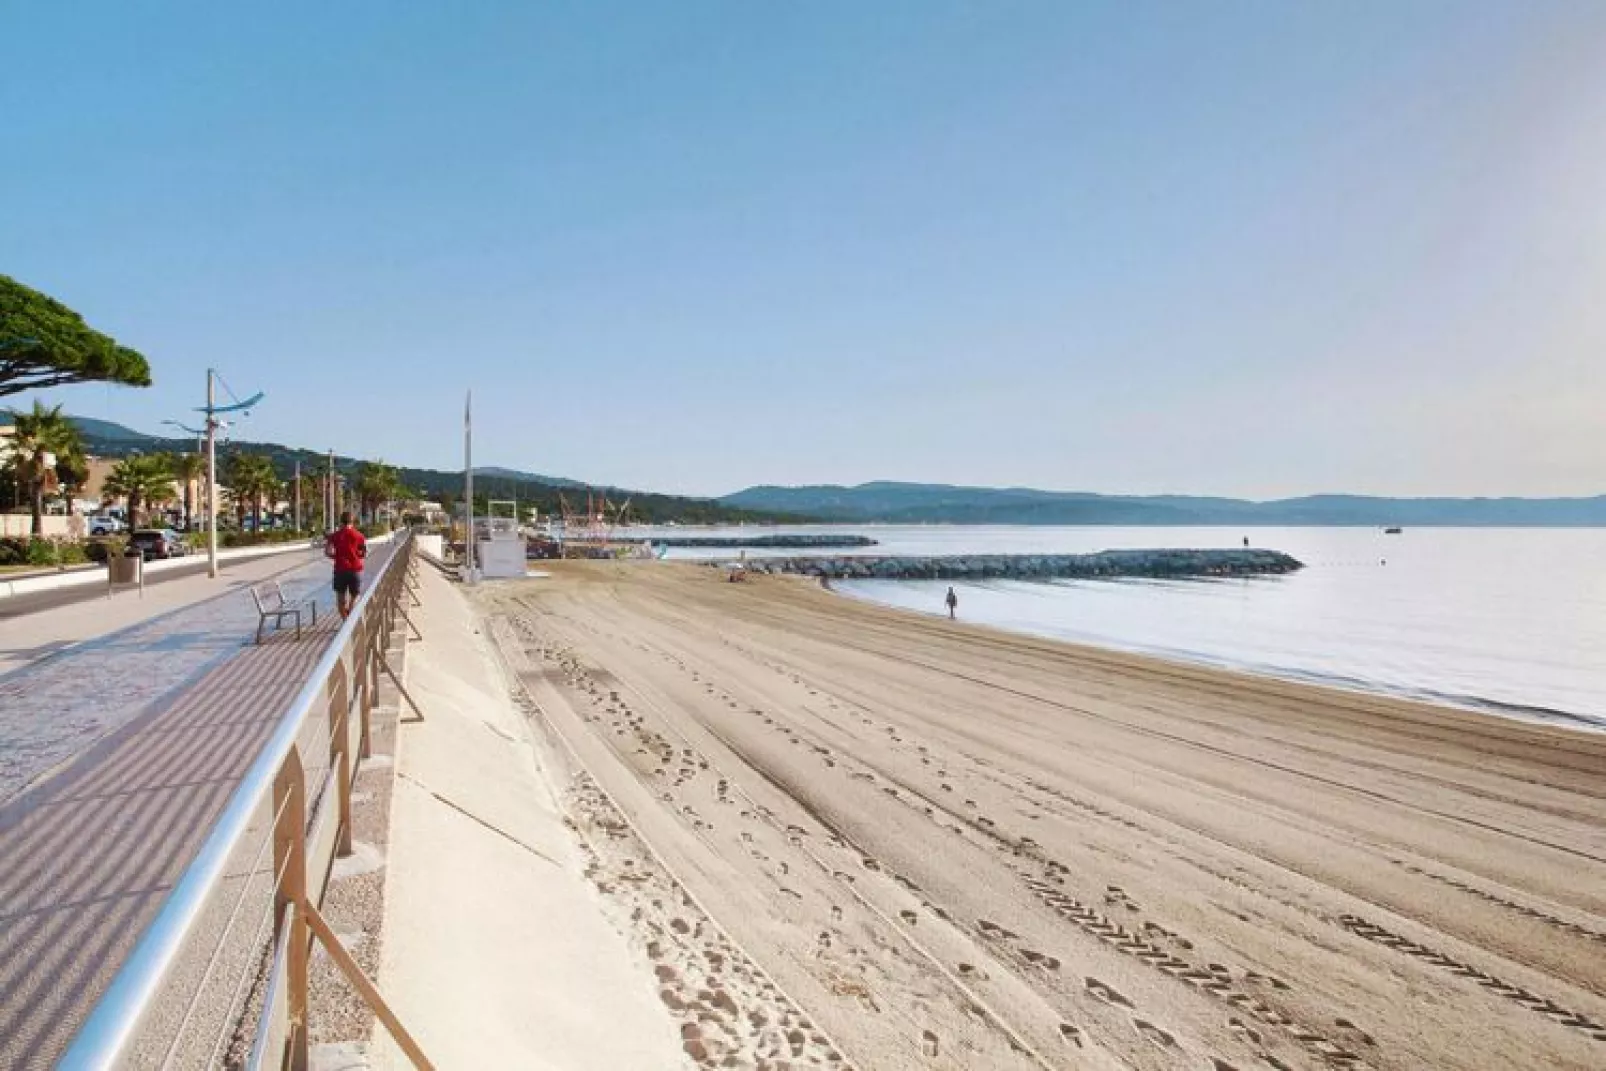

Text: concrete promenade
xmin=0 ymin=544 xmax=395 ymax=1068
xmin=0 ymin=540 xmax=323 ymax=622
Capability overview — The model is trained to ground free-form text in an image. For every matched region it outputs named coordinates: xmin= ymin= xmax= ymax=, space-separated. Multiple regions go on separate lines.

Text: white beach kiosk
xmin=476 ymin=499 xmax=527 ymax=578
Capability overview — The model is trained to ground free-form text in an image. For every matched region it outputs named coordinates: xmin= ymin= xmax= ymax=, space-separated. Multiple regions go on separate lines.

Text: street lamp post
xmin=169 ymin=370 xmax=263 ymax=579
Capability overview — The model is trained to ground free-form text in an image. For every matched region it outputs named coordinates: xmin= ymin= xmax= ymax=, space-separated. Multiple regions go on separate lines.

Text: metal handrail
xmin=59 ymin=531 xmax=416 ymax=1070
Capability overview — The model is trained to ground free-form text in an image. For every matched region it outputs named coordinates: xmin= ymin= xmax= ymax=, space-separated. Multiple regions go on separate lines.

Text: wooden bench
xmin=250 ymin=581 xmax=318 ymax=644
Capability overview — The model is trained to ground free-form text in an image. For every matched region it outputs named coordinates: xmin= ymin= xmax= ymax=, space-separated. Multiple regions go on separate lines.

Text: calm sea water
xmin=640 ymin=525 xmax=1606 ymax=730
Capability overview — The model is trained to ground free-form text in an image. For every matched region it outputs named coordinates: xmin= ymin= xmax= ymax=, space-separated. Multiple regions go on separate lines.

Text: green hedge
xmin=0 ymin=538 xmax=92 ymax=567
xmin=218 ymin=530 xmax=313 ymax=549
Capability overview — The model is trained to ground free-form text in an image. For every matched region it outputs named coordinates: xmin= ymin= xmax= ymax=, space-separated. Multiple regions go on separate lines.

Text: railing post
xmin=327 ymin=661 xmax=354 ymax=859
xmin=368 ymin=629 xmax=382 ymax=748
xmin=356 ymin=616 xmax=374 ymax=760
xmin=272 ymin=751 xmax=309 ymax=1071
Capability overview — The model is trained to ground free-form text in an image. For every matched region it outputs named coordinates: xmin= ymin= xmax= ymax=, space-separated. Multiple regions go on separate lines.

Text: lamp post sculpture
xmin=172 ymin=370 xmax=263 ymax=579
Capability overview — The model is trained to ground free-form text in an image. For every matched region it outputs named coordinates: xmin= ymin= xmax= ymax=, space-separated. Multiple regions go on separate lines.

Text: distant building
xmin=402 ymin=499 xmax=447 ymax=524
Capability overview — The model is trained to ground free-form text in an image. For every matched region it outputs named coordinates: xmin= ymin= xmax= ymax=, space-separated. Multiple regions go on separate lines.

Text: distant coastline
xmin=719 ymin=482 xmax=1606 ymax=528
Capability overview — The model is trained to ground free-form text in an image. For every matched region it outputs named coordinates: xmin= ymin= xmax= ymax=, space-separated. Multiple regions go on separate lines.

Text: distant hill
xmin=472 ymin=465 xmax=586 ymax=489
xmin=720 ymin=482 xmax=1606 ymax=527
xmin=61 ymin=416 xmax=794 ymax=525
xmin=65 ymin=416 xmax=157 ymax=443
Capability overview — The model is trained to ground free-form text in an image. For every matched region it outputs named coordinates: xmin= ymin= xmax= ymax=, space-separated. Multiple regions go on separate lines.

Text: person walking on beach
xmin=945 ymin=586 xmax=958 ymax=620
xmin=325 ymin=511 xmax=367 ymax=619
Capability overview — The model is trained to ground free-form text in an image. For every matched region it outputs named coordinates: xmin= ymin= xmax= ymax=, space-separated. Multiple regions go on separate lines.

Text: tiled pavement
xmin=0 ymin=556 xmax=331 ymax=805
xmin=0 ymin=546 xmax=395 ymax=1068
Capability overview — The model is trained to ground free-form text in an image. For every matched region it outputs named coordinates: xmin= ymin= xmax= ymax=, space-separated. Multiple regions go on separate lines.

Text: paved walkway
xmin=0 ymin=552 xmax=329 ymax=802
xmin=0 ymin=542 xmax=327 ymax=623
xmin=0 ymin=546 xmax=395 ymax=1068
xmin=0 ymin=545 xmax=327 ymax=678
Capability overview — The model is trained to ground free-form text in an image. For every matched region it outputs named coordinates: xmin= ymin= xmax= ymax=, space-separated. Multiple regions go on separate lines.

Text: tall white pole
xmin=206 ymin=368 xmax=219 ymax=579
xmin=465 ymin=390 xmax=475 ymax=582
xmin=293 ymin=459 xmax=301 ymax=531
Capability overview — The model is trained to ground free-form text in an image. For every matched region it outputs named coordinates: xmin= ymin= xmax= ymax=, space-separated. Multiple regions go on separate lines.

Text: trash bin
xmin=108 ymin=554 xmax=139 ymax=584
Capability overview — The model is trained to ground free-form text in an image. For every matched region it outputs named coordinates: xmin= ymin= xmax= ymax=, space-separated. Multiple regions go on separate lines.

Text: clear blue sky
xmin=4 ymin=2 xmax=1604 ymax=499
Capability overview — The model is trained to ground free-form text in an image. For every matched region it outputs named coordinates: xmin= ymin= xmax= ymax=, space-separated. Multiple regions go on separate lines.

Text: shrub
xmin=85 ymin=538 xmax=126 ymax=564
xmin=0 ymin=538 xmax=26 ymax=566
xmin=26 ymin=539 xmax=58 ymax=566
xmin=219 ymin=529 xmax=310 ymax=549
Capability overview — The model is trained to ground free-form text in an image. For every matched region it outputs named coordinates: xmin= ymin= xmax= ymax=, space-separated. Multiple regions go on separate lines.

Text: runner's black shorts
xmin=332 ymin=570 xmax=362 ymax=597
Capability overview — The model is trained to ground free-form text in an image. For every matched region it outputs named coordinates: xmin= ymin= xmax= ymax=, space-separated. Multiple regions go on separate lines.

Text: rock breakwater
xmin=719 ymin=548 xmax=1302 ymax=581
xmin=643 ymin=534 xmax=877 ymax=549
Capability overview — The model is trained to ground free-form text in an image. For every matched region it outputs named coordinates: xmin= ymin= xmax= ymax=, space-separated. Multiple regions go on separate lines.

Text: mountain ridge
xmin=55 ymin=420 xmax=1606 ymax=526
xmin=719 ymin=482 xmax=1606 ymax=527
xmin=55 ymin=416 xmax=785 ymax=524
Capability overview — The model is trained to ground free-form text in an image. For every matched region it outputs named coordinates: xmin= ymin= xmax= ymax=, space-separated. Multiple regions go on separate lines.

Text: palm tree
xmin=104 ymin=454 xmax=175 ymax=528
xmin=6 ymin=402 xmax=83 ymax=535
xmin=353 ymin=461 xmax=400 ymax=524
xmin=167 ymin=452 xmax=205 ymax=530
xmin=225 ymin=454 xmax=279 ymax=532
xmin=294 ymin=471 xmax=322 ymax=531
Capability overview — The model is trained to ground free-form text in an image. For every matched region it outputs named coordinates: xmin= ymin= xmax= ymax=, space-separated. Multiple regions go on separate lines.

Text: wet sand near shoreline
xmin=481 ymin=560 xmax=1606 ymax=1070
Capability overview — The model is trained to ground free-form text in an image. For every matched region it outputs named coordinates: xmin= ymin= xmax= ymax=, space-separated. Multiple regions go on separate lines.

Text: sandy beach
xmin=480 ymin=560 xmax=1606 ymax=1071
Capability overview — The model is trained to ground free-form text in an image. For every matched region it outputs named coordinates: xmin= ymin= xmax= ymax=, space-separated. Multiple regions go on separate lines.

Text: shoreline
xmin=481 ymin=560 xmax=1606 ymax=1070
xmin=826 ymin=580 xmax=1606 ymax=736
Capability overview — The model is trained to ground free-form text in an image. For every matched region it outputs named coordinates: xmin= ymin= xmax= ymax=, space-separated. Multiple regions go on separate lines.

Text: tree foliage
xmin=353 ymin=460 xmax=401 ymax=522
xmin=224 ymin=452 xmax=279 ymax=531
xmin=6 ymin=401 xmax=84 ymax=535
xmin=104 ymin=454 xmax=175 ymax=528
xmin=0 ymin=275 xmax=153 ymax=397
xmin=167 ymin=451 xmax=205 ymax=529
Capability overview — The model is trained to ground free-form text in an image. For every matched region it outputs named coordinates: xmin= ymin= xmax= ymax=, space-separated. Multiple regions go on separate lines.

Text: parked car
xmin=128 ymin=529 xmax=191 ymax=561
xmin=88 ymin=516 xmax=125 ymax=536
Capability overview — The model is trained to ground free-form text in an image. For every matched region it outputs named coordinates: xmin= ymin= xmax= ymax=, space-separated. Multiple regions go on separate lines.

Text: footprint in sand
xmin=899 ymin=910 xmax=918 ymax=925
xmin=1021 ymin=949 xmax=1060 ymax=970
xmin=921 ymin=1030 xmax=939 ymax=1057
xmin=977 ymin=919 xmax=1020 ymax=940
xmin=1133 ymin=1019 xmax=1176 ymax=1048
xmin=1085 ymin=977 xmax=1133 ymax=1008
xmin=1058 ymin=1023 xmax=1083 ymax=1048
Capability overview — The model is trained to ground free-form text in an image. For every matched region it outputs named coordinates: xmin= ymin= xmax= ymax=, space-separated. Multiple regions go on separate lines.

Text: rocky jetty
xmin=720 ymin=548 xmax=1302 ymax=581
xmin=642 ymin=534 xmax=878 ymax=549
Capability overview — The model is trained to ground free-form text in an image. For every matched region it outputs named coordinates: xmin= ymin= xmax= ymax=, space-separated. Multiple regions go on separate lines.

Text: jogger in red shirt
xmin=324 ymin=512 xmax=367 ymax=618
